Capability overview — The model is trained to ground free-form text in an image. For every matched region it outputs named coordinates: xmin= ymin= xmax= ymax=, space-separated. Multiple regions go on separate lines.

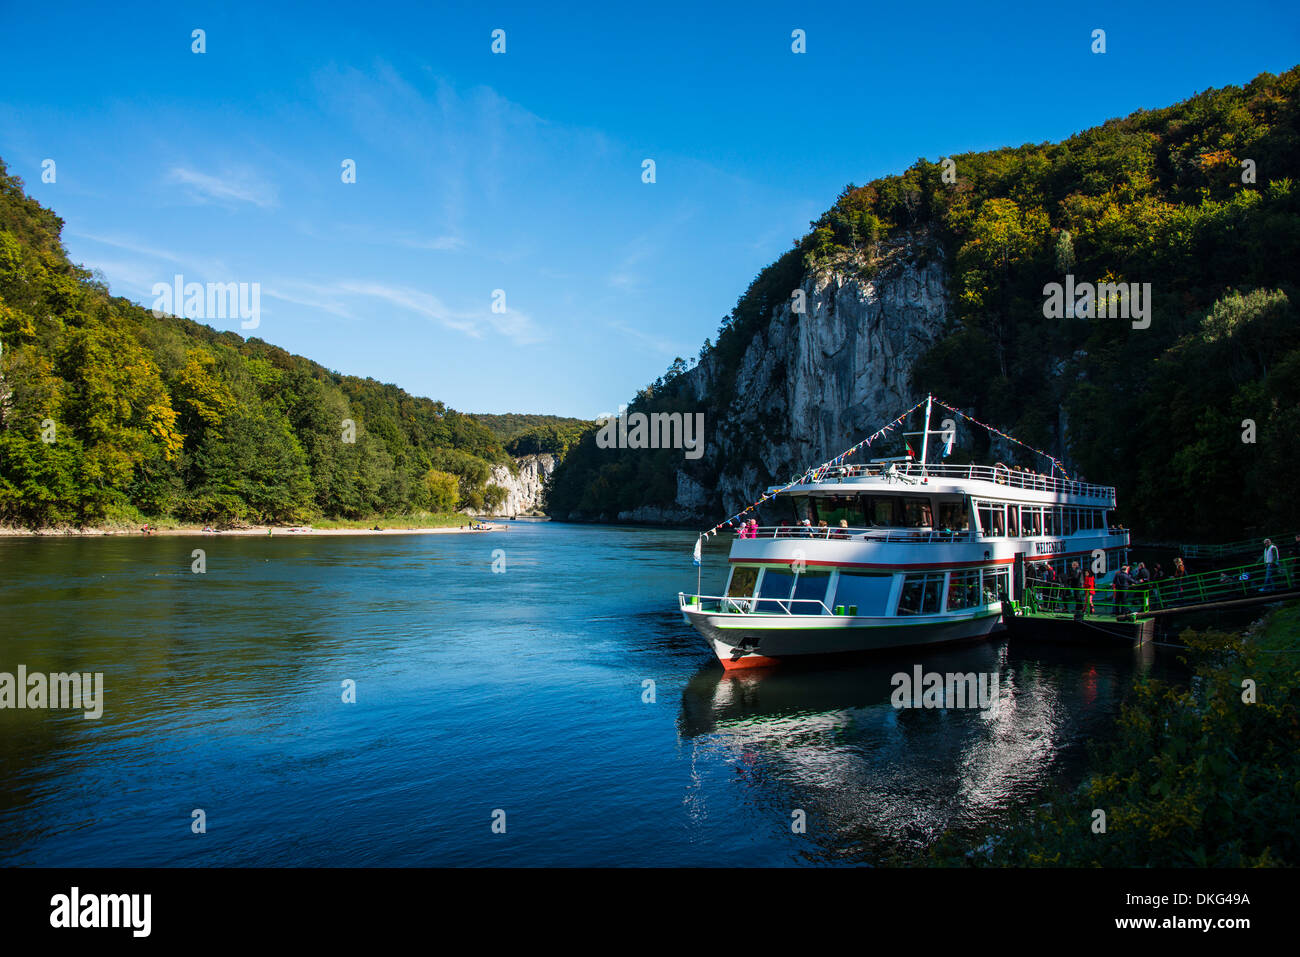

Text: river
xmin=0 ymin=521 xmax=1178 ymax=866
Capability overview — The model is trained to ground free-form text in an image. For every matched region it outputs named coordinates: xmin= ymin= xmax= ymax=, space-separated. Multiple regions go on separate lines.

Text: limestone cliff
xmin=613 ymin=234 xmax=952 ymax=523
xmin=484 ymin=453 xmax=556 ymax=516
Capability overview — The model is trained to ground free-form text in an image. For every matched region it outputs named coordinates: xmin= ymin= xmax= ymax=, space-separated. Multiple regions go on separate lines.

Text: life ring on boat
xmin=993 ymin=462 xmax=1010 ymax=485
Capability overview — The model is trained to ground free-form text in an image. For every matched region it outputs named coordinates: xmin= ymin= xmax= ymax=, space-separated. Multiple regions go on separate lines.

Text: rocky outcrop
xmin=650 ymin=235 xmax=953 ymax=522
xmin=484 ymin=453 xmax=556 ymax=516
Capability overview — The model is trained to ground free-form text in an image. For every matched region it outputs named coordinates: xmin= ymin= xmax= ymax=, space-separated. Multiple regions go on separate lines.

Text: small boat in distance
xmin=679 ymin=396 xmax=1130 ymax=668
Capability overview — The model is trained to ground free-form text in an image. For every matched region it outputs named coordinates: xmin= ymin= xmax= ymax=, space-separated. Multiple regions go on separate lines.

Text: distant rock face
xmin=663 ymin=237 xmax=953 ymax=522
xmin=485 ymin=453 xmax=556 ymax=516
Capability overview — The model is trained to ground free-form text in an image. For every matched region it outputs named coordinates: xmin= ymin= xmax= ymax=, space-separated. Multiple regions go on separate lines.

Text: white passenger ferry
xmin=679 ymin=397 xmax=1129 ymax=668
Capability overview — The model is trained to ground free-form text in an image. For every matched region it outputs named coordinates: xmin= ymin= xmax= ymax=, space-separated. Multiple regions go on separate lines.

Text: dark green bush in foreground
xmin=933 ymin=603 xmax=1300 ymax=866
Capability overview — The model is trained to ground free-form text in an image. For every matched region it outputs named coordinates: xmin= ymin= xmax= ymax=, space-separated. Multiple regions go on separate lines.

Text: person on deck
xmin=1083 ymin=568 xmax=1096 ymax=614
xmin=1172 ymin=557 xmax=1187 ymax=599
xmin=1113 ymin=564 xmax=1136 ymax=614
xmin=1262 ymin=539 xmax=1279 ymax=592
xmin=1066 ymin=561 xmax=1084 ymax=614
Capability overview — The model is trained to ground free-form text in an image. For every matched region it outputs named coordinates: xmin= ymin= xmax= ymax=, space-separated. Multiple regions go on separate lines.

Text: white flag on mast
xmin=692 ymin=535 xmax=702 ymax=566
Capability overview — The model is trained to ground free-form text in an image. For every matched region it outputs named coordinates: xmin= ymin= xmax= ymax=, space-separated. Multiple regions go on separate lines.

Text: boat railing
xmin=678 ymin=592 xmax=833 ymax=616
xmin=784 ymin=462 xmax=1116 ymax=503
xmin=736 ymin=525 xmax=979 ymax=544
xmin=1021 ymin=558 xmax=1298 ymax=615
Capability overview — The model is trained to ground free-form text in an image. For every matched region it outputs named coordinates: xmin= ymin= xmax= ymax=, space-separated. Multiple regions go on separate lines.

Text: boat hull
xmin=684 ymin=606 xmax=1005 ymax=669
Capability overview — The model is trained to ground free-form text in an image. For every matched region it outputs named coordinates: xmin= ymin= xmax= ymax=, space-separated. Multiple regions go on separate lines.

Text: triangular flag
xmin=692 ymin=535 xmax=702 ymax=566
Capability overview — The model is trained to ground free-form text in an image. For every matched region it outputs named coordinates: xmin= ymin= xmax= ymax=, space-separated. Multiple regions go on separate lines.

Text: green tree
xmin=420 ymin=468 xmax=459 ymax=512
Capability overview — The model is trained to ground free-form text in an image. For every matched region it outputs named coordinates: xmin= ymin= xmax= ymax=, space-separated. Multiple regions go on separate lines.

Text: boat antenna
xmin=919 ymin=393 xmax=933 ymax=480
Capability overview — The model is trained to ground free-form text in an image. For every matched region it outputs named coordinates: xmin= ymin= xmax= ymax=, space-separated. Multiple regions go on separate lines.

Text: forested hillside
xmin=470 ymin=413 xmax=592 ymax=457
xmin=0 ymin=162 xmax=511 ymax=527
xmin=547 ymin=67 xmax=1300 ymax=540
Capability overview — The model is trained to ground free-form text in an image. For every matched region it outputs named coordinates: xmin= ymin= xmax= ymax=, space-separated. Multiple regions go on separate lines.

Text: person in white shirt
xmin=1263 ymin=539 xmax=1280 ymax=592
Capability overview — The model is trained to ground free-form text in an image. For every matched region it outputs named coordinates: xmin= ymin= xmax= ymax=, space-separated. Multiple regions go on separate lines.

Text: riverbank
xmin=0 ymin=521 xmax=506 ymax=538
xmin=932 ymin=598 xmax=1300 ymax=866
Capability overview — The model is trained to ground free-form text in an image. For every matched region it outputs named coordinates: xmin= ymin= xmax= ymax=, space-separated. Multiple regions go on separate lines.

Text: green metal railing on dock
xmin=1172 ymin=532 xmax=1298 ymax=561
xmin=1022 ymin=557 xmax=1300 ymax=619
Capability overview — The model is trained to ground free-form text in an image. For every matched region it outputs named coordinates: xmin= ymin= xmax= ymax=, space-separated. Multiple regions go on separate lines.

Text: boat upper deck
xmin=769 ymin=462 xmax=1116 ymax=506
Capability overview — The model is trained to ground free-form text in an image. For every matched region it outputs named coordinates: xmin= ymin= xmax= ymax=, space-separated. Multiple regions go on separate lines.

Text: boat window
xmin=831 ymin=572 xmax=893 ymax=615
xmin=937 ymin=500 xmax=970 ymax=531
xmin=815 ymin=495 xmax=865 ymax=527
xmin=982 ymin=568 xmax=1010 ymax=603
xmin=726 ymin=566 xmax=759 ymax=598
xmin=902 ymin=496 xmax=933 ymax=528
xmin=1044 ymin=507 xmax=1057 ymax=536
xmin=1023 ymin=506 xmax=1042 ymax=536
xmin=1006 ymin=504 xmax=1019 ymax=537
xmin=790 ymin=570 xmax=832 ymax=613
xmin=789 ymin=496 xmax=813 ymax=525
xmin=897 ymin=573 xmax=944 ymax=615
xmin=757 ymin=569 xmax=797 ymax=607
xmin=865 ymin=496 xmax=899 ymax=527
xmin=946 ymin=569 xmax=982 ymax=610
xmin=976 ymin=501 xmax=1005 ymax=537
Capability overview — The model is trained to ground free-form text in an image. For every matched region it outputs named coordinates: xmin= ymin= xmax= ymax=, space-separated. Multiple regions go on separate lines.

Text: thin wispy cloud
xmin=398 ymin=235 xmax=465 ymax=251
xmin=609 ymin=320 xmax=690 ymax=358
xmin=70 ymin=231 xmax=233 ymax=274
xmin=337 ymin=281 xmax=476 ymax=336
xmin=294 ymin=221 xmax=466 ymax=253
xmin=67 ymin=232 xmax=238 ymax=302
xmin=74 ymin=259 xmax=160 ymax=293
xmin=262 ymin=281 xmax=358 ymax=321
xmin=168 ymin=166 xmax=277 ymax=208
xmin=330 ymin=280 xmax=545 ymax=345
xmin=605 ymin=209 xmax=698 ymax=292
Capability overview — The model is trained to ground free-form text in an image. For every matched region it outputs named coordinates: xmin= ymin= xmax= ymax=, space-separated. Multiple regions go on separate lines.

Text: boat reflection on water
xmin=677 ymin=639 xmax=1163 ymax=863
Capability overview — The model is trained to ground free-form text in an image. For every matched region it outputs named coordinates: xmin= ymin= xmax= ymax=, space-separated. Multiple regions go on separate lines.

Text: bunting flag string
xmin=929 ymin=397 xmax=1070 ymax=480
xmin=699 ymin=397 xmax=928 ymax=539
xmin=696 ymin=395 xmax=1073 ymax=548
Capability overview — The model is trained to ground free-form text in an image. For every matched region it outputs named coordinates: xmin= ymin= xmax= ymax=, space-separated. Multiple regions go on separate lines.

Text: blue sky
xmin=1 ymin=1 xmax=1296 ymax=418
